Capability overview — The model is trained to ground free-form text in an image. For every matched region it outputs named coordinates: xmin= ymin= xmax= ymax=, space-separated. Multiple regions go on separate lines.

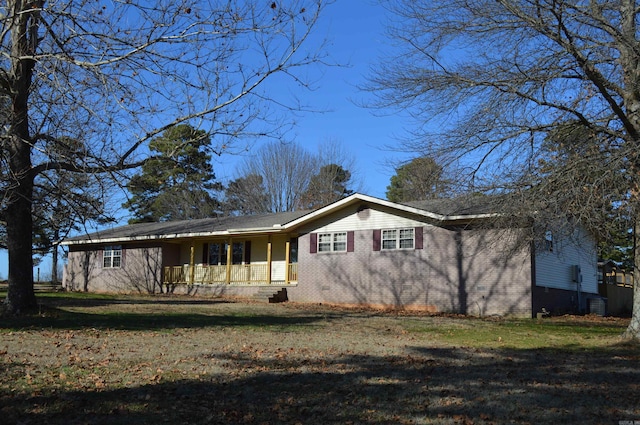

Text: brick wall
xmin=290 ymin=226 xmax=532 ymax=317
xmin=64 ymin=243 xmax=164 ymax=293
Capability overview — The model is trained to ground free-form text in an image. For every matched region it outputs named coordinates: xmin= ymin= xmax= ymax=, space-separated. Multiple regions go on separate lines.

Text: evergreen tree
xmin=533 ymin=121 xmax=633 ymax=268
xmin=32 ymin=170 xmax=108 ymax=283
xmin=386 ymin=157 xmax=448 ymax=203
xmin=124 ymin=125 xmax=221 ymax=222
xmin=300 ymin=164 xmax=354 ymax=209
xmin=223 ymin=174 xmax=271 ymax=216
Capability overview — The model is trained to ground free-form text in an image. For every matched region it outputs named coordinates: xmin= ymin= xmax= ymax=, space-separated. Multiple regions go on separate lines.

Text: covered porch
xmin=162 ymin=234 xmax=298 ymax=286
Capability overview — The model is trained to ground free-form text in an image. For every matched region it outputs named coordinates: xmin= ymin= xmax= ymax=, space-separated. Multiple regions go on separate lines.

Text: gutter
xmin=60 ymin=226 xmax=286 ymax=246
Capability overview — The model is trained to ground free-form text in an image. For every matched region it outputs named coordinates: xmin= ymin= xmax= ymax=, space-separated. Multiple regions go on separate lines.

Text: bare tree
xmin=524 ymin=121 xmax=633 ymax=264
xmin=0 ymin=0 xmax=331 ymax=314
xmin=228 ymin=138 xmax=358 ymax=213
xmin=235 ymin=141 xmax=316 ymax=213
xmin=369 ymin=1 xmax=640 ymax=337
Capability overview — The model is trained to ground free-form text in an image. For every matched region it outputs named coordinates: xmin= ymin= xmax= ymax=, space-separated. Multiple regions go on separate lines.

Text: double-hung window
xmin=382 ymin=228 xmax=415 ymax=250
xmin=318 ymin=232 xmax=347 ymax=252
xmin=103 ymin=245 xmax=122 ymax=268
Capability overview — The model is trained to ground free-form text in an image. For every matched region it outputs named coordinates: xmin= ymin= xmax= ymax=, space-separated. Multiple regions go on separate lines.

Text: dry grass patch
xmin=1 ymin=292 xmax=638 ymax=424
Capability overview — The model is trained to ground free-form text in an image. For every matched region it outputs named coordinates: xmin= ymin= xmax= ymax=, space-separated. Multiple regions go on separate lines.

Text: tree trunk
xmin=3 ymin=0 xmax=39 ymax=314
xmin=51 ymin=243 xmax=59 ymax=284
xmin=624 ymin=218 xmax=640 ymax=338
xmin=5 ymin=172 xmax=37 ymax=313
xmin=5 ymin=110 xmax=36 ymax=311
xmin=619 ymin=1 xmax=640 ymax=339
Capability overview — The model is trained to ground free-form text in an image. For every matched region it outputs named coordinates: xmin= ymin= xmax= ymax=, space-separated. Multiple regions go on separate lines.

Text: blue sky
xmin=0 ymin=0 xmax=413 ymax=281
xmin=214 ymin=0 xmax=411 ymax=197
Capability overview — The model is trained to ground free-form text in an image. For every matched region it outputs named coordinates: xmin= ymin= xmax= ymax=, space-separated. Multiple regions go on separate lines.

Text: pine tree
xmin=124 ymin=125 xmax=221 ymax=222
xmin=386 ymin=157 xmax=448 ymax=203
xmin=299 ymin=164 xmax=353 ymax=209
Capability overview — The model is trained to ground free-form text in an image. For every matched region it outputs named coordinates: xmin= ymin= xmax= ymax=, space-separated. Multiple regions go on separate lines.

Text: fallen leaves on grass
xmin=0 ymin=300 xmax=637 ymax=425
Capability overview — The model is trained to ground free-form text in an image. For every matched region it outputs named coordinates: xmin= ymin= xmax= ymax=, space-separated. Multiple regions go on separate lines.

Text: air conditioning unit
xmin=588 ymin=298 xmax=606 ymax=316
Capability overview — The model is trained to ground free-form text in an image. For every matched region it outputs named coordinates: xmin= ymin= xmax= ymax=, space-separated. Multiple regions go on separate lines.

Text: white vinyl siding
xmin=302 ymin=204 xmax=430 ymax=233
xmin=534 ymin=227 xmax=598 ymax=294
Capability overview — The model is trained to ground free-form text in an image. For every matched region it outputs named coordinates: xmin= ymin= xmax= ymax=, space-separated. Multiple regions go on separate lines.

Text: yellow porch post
xmin=189 ymin=244 xmax=195 ymax=284
xmin=284 ymin=240 xmax=291 ymax=283
xmin=266 ymin=237 xmax=272 ymax=284
xmin=225 ymin=238 xmax=232 ymax=284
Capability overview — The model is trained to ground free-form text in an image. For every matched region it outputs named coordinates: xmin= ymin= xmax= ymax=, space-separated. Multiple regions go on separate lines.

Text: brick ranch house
xmin=61 ymin=193 xmax=599 ymax=317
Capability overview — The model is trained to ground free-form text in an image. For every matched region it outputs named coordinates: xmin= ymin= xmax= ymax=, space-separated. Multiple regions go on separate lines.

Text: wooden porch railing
xmin=600 ymin=271 xmax=635 ymax=288
xmin=288 ymin=263 xmax=298 ymax=282
xmin=163 ymin=264 xmax=297 ymax=285
xmin=164 ymin=266 xmax=186 ymax=284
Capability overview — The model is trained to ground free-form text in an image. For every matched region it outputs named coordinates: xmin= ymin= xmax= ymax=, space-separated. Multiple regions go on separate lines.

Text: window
xmin=231 ymin=242 xmax=244 ymax=265
xmin=382 ymin=228 xmax=414 ymax=250
xmin=289 ymin=238 xmax=299 ymax=263
xmin=382 ymin=229 xmax=397 ymax=249
xmin=399 ymin=229 xmax=414 ymax=249
xmin=544 ymin=231 xmax=553 ymax=252
xmin=318 ymin=232 xmax=347 ymax=252
xmin=103 ymin=245 xmax=122 ymax=268
xmin=207 ymin=241 xmax=247 ymax=265
xmin=208 ymin=242 xmax=228 ymax=265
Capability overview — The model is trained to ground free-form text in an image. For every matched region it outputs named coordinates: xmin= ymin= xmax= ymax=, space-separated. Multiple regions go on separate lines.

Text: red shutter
xmin=310 ymin=233 xmax=317 ymax=254
xmin=244 ymin=241 xmax=251 ymax=264
xmin=373 ymin=229 xmax=381 ymax=251
xmin=415 ymin=227 xmax=423 ymax=250
xmin=347 ymin=231 xmax=354 ymax=252
xmin=202 ymin=243 xmax=209 ymax=265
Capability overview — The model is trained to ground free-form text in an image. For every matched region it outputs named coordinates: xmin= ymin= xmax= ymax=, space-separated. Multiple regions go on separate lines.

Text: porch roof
xmin=61 ymin=210 xmax=311 ymax=245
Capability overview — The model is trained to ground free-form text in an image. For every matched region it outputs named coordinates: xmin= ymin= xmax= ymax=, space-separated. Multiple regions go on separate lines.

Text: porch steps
xmin=252 ymin=287 xmax=288 ymax=303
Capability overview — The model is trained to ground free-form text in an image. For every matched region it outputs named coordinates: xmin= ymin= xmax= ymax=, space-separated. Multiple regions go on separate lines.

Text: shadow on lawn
xmin=2 ymin=345 xmax=638 ymax=425
xmin=0 ymin=306 xmax=324 ymax=331
xmin=36 ymin=293 xmax=236 ymax=308
xmin=1 ymin=292 xmax=330 ymax=330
